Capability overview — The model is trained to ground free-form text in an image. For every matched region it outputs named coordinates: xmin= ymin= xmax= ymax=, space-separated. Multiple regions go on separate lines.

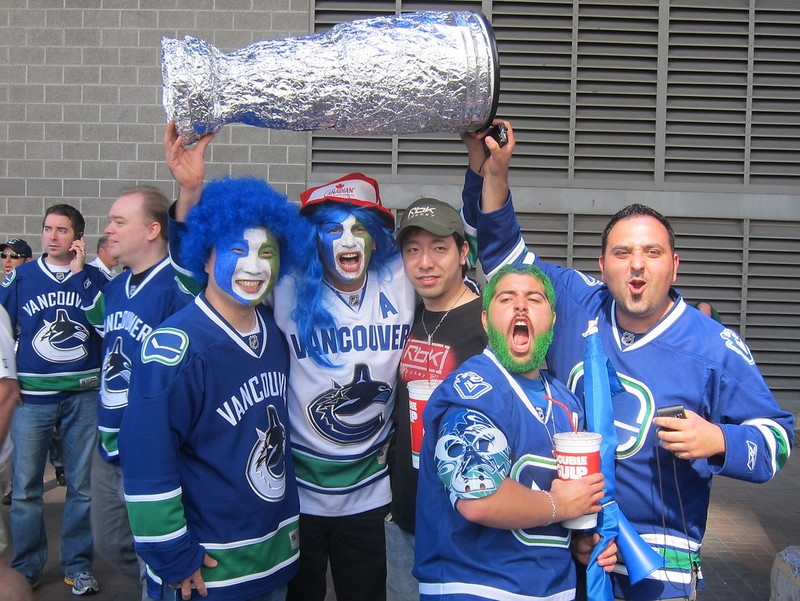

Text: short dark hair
xmin=399 ymin=227 xmax=469 ymax=276
xmin=43 ymin=204 xmax=85 ymax=238
xmin=119 ymin=185 xmax=171 ymax=243
xmin=601 ymin=204 xmax=675 ymax=255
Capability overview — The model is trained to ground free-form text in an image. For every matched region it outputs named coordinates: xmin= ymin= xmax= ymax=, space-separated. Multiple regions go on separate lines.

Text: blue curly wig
xmin=291 ymin=203 xmax=399 ymax=367
xmin=181 ymin=176 xmax=309 ymax=287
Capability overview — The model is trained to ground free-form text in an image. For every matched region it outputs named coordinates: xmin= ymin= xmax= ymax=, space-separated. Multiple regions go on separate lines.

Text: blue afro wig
xmin=181 ymin=176 xmax=309 ymax=286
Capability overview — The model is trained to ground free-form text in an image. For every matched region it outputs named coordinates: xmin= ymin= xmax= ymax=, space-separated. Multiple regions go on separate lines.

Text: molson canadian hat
xmin=299 ymin=173 xmax=395 ymax=229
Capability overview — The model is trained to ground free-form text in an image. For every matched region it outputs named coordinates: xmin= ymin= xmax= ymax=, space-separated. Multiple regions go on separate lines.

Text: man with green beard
xmin=413 ymin=263 xmax=614 ymax=601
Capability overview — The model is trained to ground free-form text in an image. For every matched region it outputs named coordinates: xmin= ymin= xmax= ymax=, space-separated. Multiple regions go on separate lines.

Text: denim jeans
xmin=91 ymin=453 xmax=151 ymax=594
xmin=385 ymin=516 xmax=419 ymax=601
xmin=10 ymin=390 xmax=98 ymax=581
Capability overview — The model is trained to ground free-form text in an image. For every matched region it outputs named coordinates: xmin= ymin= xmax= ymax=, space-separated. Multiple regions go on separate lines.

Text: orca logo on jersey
xmin=32 ymin=308 xmax=90 ymax=363
xmin=247 ymin=404 xmax=288 ymax=502
xmin=307 ymin=363 xmax=392 ymax=444
xmin=101 ymin=337 xmax=132 ymax=409
xmin=568 ymin=363 xmax=655 ymax=460
xmin=721 ymin=328 xmax=755 ymax=366
xmin=141 ymin=328 xmax=189 ymax=366
xmin=453 ymin=371 xmax=492 ymax=400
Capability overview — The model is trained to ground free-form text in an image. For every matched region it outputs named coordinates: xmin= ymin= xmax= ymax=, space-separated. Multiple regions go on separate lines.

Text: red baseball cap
xmin=299 ymin=173 xmax=395 ymax=229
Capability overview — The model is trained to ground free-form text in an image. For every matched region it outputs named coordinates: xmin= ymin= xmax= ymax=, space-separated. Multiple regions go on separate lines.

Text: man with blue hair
xmin=119 ymin=176 xmax=306 ymax=600
xmin=164 ymin=122 xmax=416 ymax=601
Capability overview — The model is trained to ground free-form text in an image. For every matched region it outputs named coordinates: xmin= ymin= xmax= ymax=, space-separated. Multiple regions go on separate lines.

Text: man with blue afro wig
xmin=164 ymin=124 xmax=418 ymax=601
xmin=119 ymin=175 xmax=306 ymax=601
xmin=181 ymin=175 xmax=307 ymax=293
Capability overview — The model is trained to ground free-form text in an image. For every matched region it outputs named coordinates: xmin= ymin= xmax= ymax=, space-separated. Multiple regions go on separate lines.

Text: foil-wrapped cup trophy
xmin=162 ymin=11 xmax=500 ymax=144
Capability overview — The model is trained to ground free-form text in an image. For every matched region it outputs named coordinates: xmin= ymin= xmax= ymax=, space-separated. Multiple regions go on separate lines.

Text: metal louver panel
xmin=514 ymin=212 xmax=800 ymax=405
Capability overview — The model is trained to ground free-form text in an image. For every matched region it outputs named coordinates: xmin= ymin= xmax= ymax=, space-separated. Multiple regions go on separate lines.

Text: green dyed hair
xmin=482 ymin=263 xmax=556 ymax=312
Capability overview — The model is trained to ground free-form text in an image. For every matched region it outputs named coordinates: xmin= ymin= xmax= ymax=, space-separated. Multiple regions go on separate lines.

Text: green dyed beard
xmin=487 ymin=322 xmax=554 ymax=375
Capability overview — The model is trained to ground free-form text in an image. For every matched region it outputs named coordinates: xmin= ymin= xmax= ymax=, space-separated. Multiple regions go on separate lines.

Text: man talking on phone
xmin=0 ymin=204 xmax=109 ymax=594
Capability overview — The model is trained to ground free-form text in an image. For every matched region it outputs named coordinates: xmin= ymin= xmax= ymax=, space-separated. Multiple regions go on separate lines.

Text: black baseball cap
xmin=2 ymin=238 xmax=33 ymax=258
xmin=396 ymin=198 xmax=464 ymax=244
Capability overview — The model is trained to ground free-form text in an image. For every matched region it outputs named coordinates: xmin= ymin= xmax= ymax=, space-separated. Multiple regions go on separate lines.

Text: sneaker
xmin=64 ymin=571 xmax=100 ymax=595
xmin=55 ymin=468 xmax=67 ymax=486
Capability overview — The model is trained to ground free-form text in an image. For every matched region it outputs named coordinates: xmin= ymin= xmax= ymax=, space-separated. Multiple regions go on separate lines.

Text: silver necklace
xmin=421 ymin=286 xmax=467 ymax=345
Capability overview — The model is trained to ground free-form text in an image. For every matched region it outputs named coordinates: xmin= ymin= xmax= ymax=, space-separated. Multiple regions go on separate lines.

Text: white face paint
xmin=319 ymin=214 xmax=373 ymax=287
xmin=214 ymin=227 xmax=279 ymax=306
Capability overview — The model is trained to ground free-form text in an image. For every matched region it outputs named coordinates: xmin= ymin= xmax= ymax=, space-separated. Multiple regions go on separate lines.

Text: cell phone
xmin=483 ymin=123 xmax=508 ymax=148
xmin=657 ymin=404 xmax=686 ymax=432
xmin=657 ymin=405 xmax=686 ymax=420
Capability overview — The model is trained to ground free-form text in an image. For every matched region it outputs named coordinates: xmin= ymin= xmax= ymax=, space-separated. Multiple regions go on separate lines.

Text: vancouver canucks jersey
xmin=0 ymin=258 xmax=108 ymax=402
xmin=415 ymin=348 xmax=582 ymax=601
xmin=465 ymin=169 xmax=794 ymax=599
xmin=273 ymin=256 xmax=416 ymax=516
xmin=120 ymin=295 xmax=299 ymax=599
xmin=86 ymin=257 xmax=193 ymax=464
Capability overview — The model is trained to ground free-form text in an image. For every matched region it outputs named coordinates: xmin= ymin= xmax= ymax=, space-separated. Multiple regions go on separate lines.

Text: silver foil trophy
xmin=161 ymin=11 xmax=499 ymax=144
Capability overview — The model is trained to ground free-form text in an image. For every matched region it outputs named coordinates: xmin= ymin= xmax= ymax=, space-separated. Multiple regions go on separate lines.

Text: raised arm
xmin=164 ymin=120 xmax=215 ymax=221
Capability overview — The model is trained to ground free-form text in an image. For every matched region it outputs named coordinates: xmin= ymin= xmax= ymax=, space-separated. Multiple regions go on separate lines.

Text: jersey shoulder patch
xmin=1 ymin=270 xmax=16 ymax=287
xmin=141 ymin=327 xmax=189 ymax=366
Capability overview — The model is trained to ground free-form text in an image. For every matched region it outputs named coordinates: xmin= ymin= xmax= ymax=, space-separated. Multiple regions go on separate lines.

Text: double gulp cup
xmin=407 ymin=380 xmax=442 ymax=469
xmin=553 ymin=431 xmax=602 ymax=529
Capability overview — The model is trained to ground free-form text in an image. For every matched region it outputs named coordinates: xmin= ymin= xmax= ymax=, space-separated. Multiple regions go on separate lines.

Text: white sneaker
xmin=64 ymin=571 xmax=100 ymax=595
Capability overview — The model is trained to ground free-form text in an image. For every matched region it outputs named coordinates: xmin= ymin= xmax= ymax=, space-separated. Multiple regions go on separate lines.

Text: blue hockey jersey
xmin=119 ymin=295 xmax=300 ymax=600
xmin=415 ymin=348 xmax=583 ymax=600
xmin=86 ymin=257 xmax=193 ymax=464
xmin=463 ymin=168 xmax=794 ymax=600
xmin=0 ymin=258 xmax=108 ymax=402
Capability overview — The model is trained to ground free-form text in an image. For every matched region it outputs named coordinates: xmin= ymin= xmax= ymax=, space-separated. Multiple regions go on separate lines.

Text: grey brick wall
xmin=1 ymin=0 xmax=311 ymax=254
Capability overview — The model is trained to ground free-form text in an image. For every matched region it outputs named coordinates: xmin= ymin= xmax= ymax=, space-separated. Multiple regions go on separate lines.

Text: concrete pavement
xmin=2 ymin=456 xmax=799 ymax=600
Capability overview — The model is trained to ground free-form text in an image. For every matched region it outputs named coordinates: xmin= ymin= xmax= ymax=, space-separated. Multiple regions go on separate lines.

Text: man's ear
xmin=481 ymin=310 xmax=488 ymax=333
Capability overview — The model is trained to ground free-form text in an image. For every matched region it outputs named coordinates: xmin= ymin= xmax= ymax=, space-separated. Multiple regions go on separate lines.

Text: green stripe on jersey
xmin=202 ymin=518 xmax=300 ymax=586
xmin=20 ymin=371 xmax=100 ymax=393
xmin=127 ymin=492 xmax=187 ymax=539
xmin=292 ymin=449 xmax=386 ymax=492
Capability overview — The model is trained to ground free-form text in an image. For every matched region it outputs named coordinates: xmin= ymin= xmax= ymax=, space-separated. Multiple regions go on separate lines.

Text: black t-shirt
xmin=389 ymin=297 xmax=487 ymax=533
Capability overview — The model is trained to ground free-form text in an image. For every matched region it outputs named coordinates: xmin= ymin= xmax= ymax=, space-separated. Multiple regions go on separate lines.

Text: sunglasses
xmin=1 ymin=252 xmax=27 ymax=260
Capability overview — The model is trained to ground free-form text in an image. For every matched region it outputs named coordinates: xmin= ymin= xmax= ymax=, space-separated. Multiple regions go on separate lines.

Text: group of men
xmin=0 ymin=117 xmax=793 ymax=601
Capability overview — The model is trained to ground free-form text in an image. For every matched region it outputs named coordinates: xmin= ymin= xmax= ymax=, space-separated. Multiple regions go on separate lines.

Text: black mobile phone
xmin=657 ymin=405 xmax=686 ymax=420
xmin=657 ymin=404 xmax=686 ymax=432
xmin=483 ymin=123 xmax=508 ymax=147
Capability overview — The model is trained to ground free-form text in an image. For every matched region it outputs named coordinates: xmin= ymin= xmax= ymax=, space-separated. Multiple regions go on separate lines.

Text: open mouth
xmin=236 ymin=279 xmax=264 ymax=295
xmin=337 ymin=252 xmax=362 ymax=273
xmin=628 ymin=278 xmax=646 ymax=294
xmin=511 ymin=318 xmax=531 ymax=353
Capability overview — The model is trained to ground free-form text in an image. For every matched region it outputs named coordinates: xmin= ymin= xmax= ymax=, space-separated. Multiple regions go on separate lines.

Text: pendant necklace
xmin=421 ymin=286 xmax=467 ymax=345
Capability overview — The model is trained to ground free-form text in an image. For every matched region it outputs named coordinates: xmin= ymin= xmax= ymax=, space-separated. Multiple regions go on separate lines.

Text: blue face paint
xmin=213 ymin=227 xmax=280 ymax=305
xmin=318 ymin=214 xmax=374 ymax=290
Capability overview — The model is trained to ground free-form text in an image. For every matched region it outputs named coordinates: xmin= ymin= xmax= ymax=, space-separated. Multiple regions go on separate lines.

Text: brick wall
xmin=1 ymin=0 xmax=311 ymax=254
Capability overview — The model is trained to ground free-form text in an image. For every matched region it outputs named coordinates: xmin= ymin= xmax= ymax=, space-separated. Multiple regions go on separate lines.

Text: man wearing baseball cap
xmin=387 ymin=197 xmax=486 ymax=601
xmin=1 ymin=239 xmax=33 ymax=275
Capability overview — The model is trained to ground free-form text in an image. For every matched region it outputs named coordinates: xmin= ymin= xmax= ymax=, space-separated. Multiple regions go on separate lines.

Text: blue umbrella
xmin=582 ymin=321 xmax=662 ymax=600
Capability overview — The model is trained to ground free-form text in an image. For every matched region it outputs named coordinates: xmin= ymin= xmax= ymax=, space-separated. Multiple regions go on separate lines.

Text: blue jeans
xmin=10 ymin=390 xmax=98 ymax=581
xmin=385 ymin=516 xmax=419 ymax=601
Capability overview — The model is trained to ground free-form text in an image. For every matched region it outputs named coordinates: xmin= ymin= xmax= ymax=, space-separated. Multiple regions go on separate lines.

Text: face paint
xmin=318 ymin=214 xmax=374 ymax=288
xmin=213 ymin=227 xmax=280 ymax=305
